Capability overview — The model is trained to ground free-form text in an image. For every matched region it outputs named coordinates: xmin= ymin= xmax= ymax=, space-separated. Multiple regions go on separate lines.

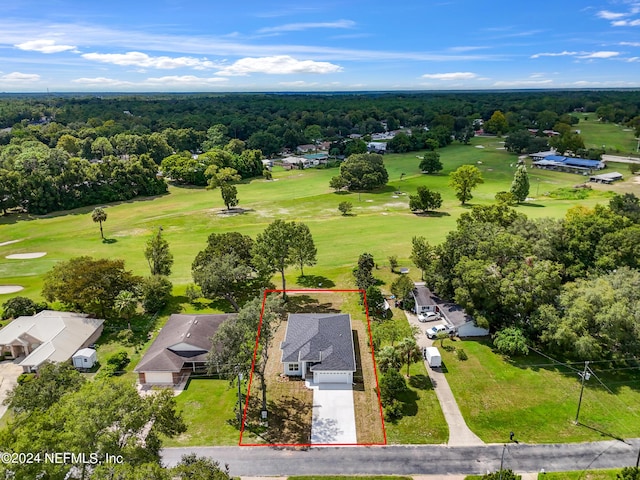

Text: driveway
xmin=0 ymin=360 xmax=23 ymax=418
xmin=309 ymin=383 xmax=357 ymax=444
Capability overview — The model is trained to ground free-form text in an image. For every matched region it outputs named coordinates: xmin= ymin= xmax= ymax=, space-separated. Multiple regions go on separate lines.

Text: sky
xmin=0 ymin=0 xmax=639 ymax=92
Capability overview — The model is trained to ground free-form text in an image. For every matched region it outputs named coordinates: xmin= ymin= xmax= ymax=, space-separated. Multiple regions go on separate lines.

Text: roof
xmin=412 ymin=286 xmax=437 ymax=307
xmin=281 ymin=313 xmax=356 ymax=372
xmin=280 ymin=156 xmax=306 ymax=164
xmin=134 ymin=314 xmax=234 ymax=373
xmin=590 ymin=172 xmax=623 ymax=181
xmin=73 ymin=348 xmax=96 ymax=358
xmin=543 ymin=155 xmax=603 ymax=168
xmin=0 ymin=310 xmax=104 ymax=369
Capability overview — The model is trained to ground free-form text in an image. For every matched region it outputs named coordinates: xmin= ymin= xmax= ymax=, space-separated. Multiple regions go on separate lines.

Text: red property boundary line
xmin=239 ymin=288 xmax=387 ymax=447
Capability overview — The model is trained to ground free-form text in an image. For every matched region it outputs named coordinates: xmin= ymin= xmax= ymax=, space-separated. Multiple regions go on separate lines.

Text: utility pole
xmin=499 ymin=443 xmax=507 ymax=480
xmin=237 ymin=371 xmax=243 ymax=426
xmin=575 ymin=361 xmax=590 ymax=424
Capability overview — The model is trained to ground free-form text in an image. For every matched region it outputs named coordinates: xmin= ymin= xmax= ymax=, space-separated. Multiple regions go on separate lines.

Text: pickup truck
xmin=426 ymin=324 xmax=456 ymax=339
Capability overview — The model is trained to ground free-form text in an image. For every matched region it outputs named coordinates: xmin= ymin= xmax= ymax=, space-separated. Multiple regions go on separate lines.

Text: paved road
xmin=162 ymin=440 xmax=640 ymax=476
xmin=602 ymin=154 xmax=640 ymax=164
xmin=404 ymin=310 xmax=484 ymax=446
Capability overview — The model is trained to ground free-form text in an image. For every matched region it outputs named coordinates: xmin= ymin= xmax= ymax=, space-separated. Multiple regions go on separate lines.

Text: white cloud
xmin=1 ymin=72 xmax=40 ymax=81
xmin=612 ymin=19 xmax=640 ymax=26
xmin=278 ymin=81 xmax=319 ymax=87
xmin=421 ymin=72 xmax=477 ymax=80
xmin=531 ymin=51 xmax=577 ymax=59
xmin=215 ymin=55 xmax=343 ymax=76
xmin=81 ymin=51 xmax=217 ymax=70
xmin=493 ymin=79 xmax=553 ymax=87
xmin=258 ymin=20 xmax=355 ymax=34
xmin=577 ymin=51 xmax=620 ymax=58
xmin=597 ymin=10 xmax=627 ymax=20
xmin=620 ymin=41 xmax=640 ymax=46
xmin=627 ymin=56 xmax=640 ymax=62
xmin=144 ymin=75 xmax=228 ymax=86
xmin=15 ymin=39 xmax=77 ymax=54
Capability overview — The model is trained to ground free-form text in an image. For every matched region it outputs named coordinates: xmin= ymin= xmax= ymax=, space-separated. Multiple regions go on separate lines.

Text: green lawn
xmin=162 ymin=378 xmax=246 ymax=447
xmin=288 ymin=477 xmax=413 ymax=480
xmin=537 ymin=469 xmax=624 ymax=480
xmin=441 ymin=339 xmax=640 ymax=443
xmin=577 ymin=118 xmax=639 ymax=156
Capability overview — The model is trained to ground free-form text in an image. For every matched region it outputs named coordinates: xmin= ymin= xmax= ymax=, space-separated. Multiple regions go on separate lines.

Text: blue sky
xmin=1 ymin=0 xmax=639 ymax=92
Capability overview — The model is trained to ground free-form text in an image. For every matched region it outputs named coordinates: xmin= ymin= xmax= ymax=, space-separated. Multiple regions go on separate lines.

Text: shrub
xmin=456 ymin=348 xmax=468 ymax=361
xmin=383 ymin=399 xmax=403 ymax=421
xmin=140 ymin=275 xmax=172 ymax=314
xmin=495 ymin=191 xmax=516 ymax=205
xmin=106 ymin=350 xmax=130 ymax=370
xmin=1 ymin=296 xmax=48 ymax=320
xmin=379 ymin=368 xmax=407 ymax=406
xmin=185 ymin=284 xmax=202 ymax=303
xmin=17 ymin=373 xmax=36 ymax=385
xmin=493 ymin=327 xmax=529 ymax=356
xmin=338 ymin=201 xmax=353 ymax=216
xmin=117 ymin=328 xmax=135 ymax=346
xmin=482 ymin=469 xmax=520 ymax=480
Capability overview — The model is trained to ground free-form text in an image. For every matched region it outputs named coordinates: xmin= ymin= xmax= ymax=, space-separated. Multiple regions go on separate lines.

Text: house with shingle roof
xmin=280 ymin=313 xmax=356 ymax=384
xmin=135 ymin=313 xmax=234 ymax=385
xmin=0 ymin=310 xmax=104 ymax=373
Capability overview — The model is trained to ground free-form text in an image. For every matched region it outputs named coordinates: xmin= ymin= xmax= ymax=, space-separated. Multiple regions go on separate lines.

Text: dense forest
xmin=1 ymin=90 xmax=639 ymax=214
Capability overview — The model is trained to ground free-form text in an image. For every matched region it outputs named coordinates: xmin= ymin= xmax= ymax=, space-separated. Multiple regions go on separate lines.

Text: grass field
xmin=441 ymin=339 xmax=640 ymax=443
xmin=1 ymin=134 xmax=633 ymax=302
xmin=577 ymin=118 xmax=639 ymax=156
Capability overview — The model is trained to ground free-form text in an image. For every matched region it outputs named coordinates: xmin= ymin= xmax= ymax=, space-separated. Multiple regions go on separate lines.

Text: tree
xmin=609 ymin=192 xmax=640 ymax=223
xmin=144 ymin=227 xmax=173 ymax=276
xmin=209 ymin=296 xmax=283 ymax=412
xmin=114 ymin=290 xmax=137 ymax=330
xmin=388 ymin=255 xmax=398 ymax=272
xmin=252 ymin=219 xmax=299 ymax=298
xmin=338 ymin=201 xmax=353 ymax=215
xmin=376 ymin=346 xmax=402 ymax=374
xmin=504 ymin=130 xmax=533 ymax=154
xmin=3 ymin=362 xmax=85 ymax=414
xmin=202 ymin=124 xmax=228 ymax=151
xmin=495 ymin=191 xmax=517 ymax=206
xmin=330 ymin=175 xmax=349 ymax=192
xmin=1 ymin=296 xmax=47 ymax=320
xmin=484 ymin=110 xmax=508 ymax=135
xmin=509 ymin=164 xmax=530 ymax=203
xmin=353 ymin=252 xmax=376 ymax=291
xmin=390 ymin=275 xmax=415 ymax=306
xmin=411 ymin=236 xmax=435 ymax=282
xmin=493 ymin=327 xmax=529 ymax=356
xmin=419 ymin=152 xmax=443 ymax=174
xmin=449 ymin=165 xmax=484 ymax=205
xmin=192 ymin=253 xmax=253 ymax=311
xmin=409 ymin=185 xmax=443 ymax=213
xmin=171 ymin=454 xmax=232 ymax=480
xmin=289 ymin=222 xmax=317 ymax=277
xmin=42 ymin=256 xmax=141 ymax=318
xmin=365 ymin=285 xmax=387 ymax=319
xmin=220 ymin=184 xmax=239 ymax=210
xmin=378 ymin=368 xmax=407 ymax=405
xmin=140 ymin=275 xmax=173 ymax=314
xmin=397 ymin=336 xmax=422 ymax=377
xmin=339 ymin=153 xmax=388 ymax=190
xmin=91 ymin=206 xmax=108 ymax=240
xmin=617 ymin=467 xmax=640 ymax=480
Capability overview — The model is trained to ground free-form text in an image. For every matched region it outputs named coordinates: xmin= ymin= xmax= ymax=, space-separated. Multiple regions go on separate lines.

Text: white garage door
xmin=144 ymin=372 xmax=174 ymax=384
xmin=314 ymin=371 xmax=352 ymax=384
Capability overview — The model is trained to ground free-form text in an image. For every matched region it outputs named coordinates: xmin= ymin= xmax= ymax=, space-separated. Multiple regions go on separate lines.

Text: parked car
xmin=426 ymin=324 xmax=456 ymax=339
xmin=418 ymin=311 xmax=439 ymax=322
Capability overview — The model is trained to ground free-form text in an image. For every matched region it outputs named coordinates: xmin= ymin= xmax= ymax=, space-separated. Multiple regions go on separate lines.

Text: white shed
xmin=72 ymin=348 xmax=97 ymax=369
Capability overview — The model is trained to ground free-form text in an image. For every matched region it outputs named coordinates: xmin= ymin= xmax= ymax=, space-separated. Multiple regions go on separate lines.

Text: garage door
xmin=314 ymin=371 xmax=352 ymax=384
xmin=144 ymin=372 xmax=174 ymax=384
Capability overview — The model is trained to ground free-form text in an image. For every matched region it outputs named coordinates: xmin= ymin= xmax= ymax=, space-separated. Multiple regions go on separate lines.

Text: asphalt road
xmin=162 ymin=440 xmax=640 ymax=476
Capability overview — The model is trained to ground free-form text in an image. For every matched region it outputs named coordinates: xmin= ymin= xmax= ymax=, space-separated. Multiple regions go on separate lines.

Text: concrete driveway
xmin=0 ymin=361 xmax=23 ymax=418
xmin=309 ymin=383 xmax=357 ymax=444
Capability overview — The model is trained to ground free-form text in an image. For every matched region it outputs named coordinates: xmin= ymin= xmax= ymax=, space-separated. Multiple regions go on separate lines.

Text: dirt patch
xmin=112 ymin=228 xmax=148 ymax=237
xmin=0 ymin=285 xmax=24 ymax=294
xmin=5 ymin=252 xmax=47 ymax=259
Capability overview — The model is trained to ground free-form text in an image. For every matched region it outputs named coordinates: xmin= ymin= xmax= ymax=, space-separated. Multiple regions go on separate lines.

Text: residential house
xmin=412 ymin=285 xmax=439 ymax=314
xmin=0 ymin=310 xmax=104 ymax=373
xmin=281 ymin=313 xmax=356 ymax=384
xmin=134 ymin=313 xmax=235 ymax=385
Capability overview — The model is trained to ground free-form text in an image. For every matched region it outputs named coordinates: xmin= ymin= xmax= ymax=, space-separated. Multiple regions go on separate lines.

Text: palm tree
xmin=91 ymin=207 xmax=107 ymax=239
xmin=397 ymin=337 xmax=422 ymax=377
xmin=115 ymin=290 xmax=137 ymax=330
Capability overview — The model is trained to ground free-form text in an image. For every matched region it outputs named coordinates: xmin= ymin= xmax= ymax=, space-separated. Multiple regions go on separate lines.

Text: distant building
xmin=590 ymin=172 xmax=623 ymax=184
xmin=532 ymin=154 xmax=604 ymax=174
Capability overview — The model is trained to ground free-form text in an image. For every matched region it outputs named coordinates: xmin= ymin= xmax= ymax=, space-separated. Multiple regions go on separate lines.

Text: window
xmin=288 ymin=363 xmax=299 ymax=371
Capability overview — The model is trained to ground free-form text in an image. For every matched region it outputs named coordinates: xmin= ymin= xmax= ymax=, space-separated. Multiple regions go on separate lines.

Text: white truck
xmin=424 ymin=346 xmax=442 ymax=368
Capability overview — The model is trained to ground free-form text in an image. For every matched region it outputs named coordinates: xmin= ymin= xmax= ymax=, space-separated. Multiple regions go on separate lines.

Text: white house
xmin=281 ymin=313 xmax=356 ymax=384
xmin=72 ymin=348 xmax=97 ymax=369
xmin=0 ymin=310 xmax=104 ymax=373
xmin=412 ymin=285 xmax=439 ymax=314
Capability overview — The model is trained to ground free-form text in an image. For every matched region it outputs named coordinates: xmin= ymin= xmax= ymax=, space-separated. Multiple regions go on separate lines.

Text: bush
xmin=338 ymin=201 xmax=353 ymax=216
xmin=630 ymin=163 xmax=640 ymax=175
xmin=456 ymin=348 xmax=468 ymax=361
xmin=383 ymin=399 xmax=403 ymax=421
xmin=17 ymin=373 xmax=36 ymax=385
xmin=493 ymin=327 xmax=529 ymax=356
xmin=495 ymin=191 xmax=516 ymax=205
xmin=106 ymin=350 xmax=130 ymax=370
xmin=185 ymin=284 xmax=202 ymax=303
xmin=117 ymin=328 xmax=135 ymax=346
xmin=482 ymin=469 xmax=520 ymax=480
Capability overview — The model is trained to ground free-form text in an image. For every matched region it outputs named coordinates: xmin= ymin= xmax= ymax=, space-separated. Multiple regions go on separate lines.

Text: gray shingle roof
xmin=281 ymin=313 xmax=355 ymax=372
xmin=413 ymin=286 xmax=437 ymax=307
xmin=135 ymin=313 xmax=235 ymax=373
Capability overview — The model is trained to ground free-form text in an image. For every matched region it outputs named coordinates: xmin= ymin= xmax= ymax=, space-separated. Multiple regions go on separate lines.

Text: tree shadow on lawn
xmin=412 ymin=211 xmax=451 ymax=218
xmin=296 ymin=275 xmax=336 ymax=289
xmin=245 ymin=391 xmax=311 ymax=444
xmin=285 ymin=294 xmax=340 ymax=314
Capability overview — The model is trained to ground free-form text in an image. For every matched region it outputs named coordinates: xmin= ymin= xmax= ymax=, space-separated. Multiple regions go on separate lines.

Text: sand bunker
xmin=475 ymin=145 xmax=485 ymax=149
xmin=0 ymin=240 xmax=22 ymax=247
xmin=5 ymin=252 xmax=47 ymax=259
xmin=0 ymin=285 xmax=24 ymax=294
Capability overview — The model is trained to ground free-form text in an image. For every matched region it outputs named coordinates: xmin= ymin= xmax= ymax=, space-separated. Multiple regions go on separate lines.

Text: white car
xmin=426 ymin=324 xmax=455 ymax=339
xmin=418 ymin=311 xmax=439 ymax=322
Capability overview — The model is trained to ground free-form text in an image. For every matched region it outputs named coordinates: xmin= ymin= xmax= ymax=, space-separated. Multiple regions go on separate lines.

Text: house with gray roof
xmin=135 ymin=313 xmax=234 ymax=385
xmin=280 ymin=313 xmax=356 ymax=384
xmin=0 ymin=310 xmax=104 ymax=373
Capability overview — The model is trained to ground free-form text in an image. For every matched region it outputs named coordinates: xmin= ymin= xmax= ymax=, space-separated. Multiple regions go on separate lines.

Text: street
xmin=162 ymin=440 xmax=640 ymax=476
